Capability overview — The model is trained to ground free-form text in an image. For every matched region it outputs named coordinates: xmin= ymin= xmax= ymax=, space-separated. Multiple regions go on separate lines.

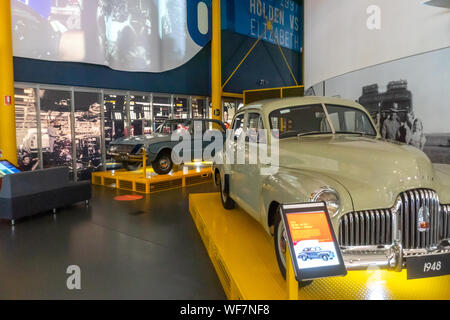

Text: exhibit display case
xmin=153 ymin=95 xmax=172 ymax=131
xmin=14 ymin=87 xmax=39 ymax=172
xmin=192 ymin=97 xmax=207 ymax=119
xmin=13 ymin=83 xmax=208 ymax=180
xmin=39 ymin=89 xmax=73 ymax=176
xmin=174 ymin=97 xmax=189 ymax=120
xmin=129 ymin=95 xmax=152 ymax=135
xmin=74 ymin=92 xmax=102 ymax=181
xmin=104 ymin=93 xmax=128 ymax=157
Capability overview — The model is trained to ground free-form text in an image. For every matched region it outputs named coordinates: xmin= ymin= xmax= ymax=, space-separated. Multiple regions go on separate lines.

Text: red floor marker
xmin=114 ymin=195 xmax=144 ymax=201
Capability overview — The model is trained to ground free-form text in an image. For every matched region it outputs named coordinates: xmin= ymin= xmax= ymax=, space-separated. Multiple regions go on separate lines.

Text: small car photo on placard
xmin=295 ymin=241 xmax=339 ymax=269
xmin=286 ymin=210 xmax=341 ymax=269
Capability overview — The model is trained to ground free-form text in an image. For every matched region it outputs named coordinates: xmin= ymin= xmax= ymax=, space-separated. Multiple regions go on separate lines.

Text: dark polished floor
xmin=0 ymin=182 xmax=226 ymax=299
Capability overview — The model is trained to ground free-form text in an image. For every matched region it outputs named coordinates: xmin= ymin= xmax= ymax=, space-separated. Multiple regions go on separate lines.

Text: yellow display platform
xmin=92 ymin=165 xmax=212 ymax=194
xmin=189 ymin=193 xmax=450 ymax=300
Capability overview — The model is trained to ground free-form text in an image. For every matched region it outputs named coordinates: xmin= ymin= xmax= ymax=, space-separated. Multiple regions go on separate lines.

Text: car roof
xmin=239 ymin=96 xmax=368 ymax=115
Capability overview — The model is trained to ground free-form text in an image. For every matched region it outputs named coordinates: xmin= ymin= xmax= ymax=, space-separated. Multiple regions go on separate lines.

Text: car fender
xmin=259 ymin=167 xmax=354 ymax=234
xmin=147 ymin=141 xmax=178 ymax=162
xmin=213 ymin=150 xmax=232 ymax=186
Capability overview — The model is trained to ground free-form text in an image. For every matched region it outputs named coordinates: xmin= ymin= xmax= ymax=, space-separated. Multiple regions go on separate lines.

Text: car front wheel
xmin=274 ymin=206 xmax=313 ymax=286
xmin=151 ymin=150 xmax=173 ymax=175
xmin=274 ymin=210 xmax=287 ymax=278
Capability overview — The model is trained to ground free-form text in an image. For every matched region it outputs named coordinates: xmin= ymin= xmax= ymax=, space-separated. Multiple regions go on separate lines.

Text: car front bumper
xmin=108 ymin=152 xmax=147 ymax=163
xmin=341 ymin=240 xmax=450 ymax=271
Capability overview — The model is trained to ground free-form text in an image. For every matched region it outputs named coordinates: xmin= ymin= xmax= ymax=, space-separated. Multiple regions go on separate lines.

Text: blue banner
xmin=231 ymin=0 xmax=302 ymax=52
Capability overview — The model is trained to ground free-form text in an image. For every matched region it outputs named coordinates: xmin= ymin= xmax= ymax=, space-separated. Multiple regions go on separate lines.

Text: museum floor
xmin=0 ymin=183 xmax=226 ymax=299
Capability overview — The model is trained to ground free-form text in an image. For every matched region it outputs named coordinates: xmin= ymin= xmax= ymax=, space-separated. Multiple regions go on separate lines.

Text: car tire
xmin=322 ymin=255 xmax=329 ymax=261
xmin=151 ymin=150 xmax=173 ymax=175
xmin=123 ymin=161 xmax=141 ymax=171
xmin=274 ymin=210 xmax=287 ymax=279
xmin=219 ymin=173 xmax=235 ymax=210
xmin=214 ymin=170 xmax=221 ymax=188
xmin=274 ymin=207 xmax=313 ymax=287
xmin=302 ymin=256 xmax=307 ymax=261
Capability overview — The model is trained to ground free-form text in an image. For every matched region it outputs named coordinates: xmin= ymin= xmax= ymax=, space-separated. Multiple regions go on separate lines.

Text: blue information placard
xmin=232 ymin=0 xmax=302 ymax=52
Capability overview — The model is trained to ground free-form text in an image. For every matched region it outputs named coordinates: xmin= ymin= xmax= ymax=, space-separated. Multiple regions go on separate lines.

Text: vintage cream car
xmin=214 ymin=96 xmax=450 ymax=278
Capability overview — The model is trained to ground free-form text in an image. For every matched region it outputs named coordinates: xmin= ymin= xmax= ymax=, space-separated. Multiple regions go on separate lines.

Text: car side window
xmin=232 ymin=113 xmax=245 ymax=139
xmin=246 ymin=112 xmax=266 ymax=143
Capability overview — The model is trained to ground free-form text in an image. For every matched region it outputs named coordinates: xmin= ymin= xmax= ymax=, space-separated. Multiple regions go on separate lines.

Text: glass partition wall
xmin=15 ymin=87 xmax=39 ymax=171
xmin=74 ymin=92 xmax=102 ymax=181
xmin=192 ymin=97 xmax=207 ymax=119
xmin=130 ymin=95 xmax=152 ymax=135
xmin=153 ymin=95 xmax=171 ymax=131
xmin=13 ymin=83 xmax=208 ymax=180
xmin=39 ymin=88 xmax=73 ymax=178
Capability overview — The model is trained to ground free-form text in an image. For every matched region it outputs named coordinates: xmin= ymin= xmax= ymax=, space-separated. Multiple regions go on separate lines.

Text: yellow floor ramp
xmin=189 ymin=193 xmax=450 ymax=300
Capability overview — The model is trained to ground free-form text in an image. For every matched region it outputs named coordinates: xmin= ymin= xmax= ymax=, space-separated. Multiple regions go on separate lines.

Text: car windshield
xmin=269 ymin=104 xmax=376 ymax=139
xmin=156 ymin=120 xmax=191 ymax=134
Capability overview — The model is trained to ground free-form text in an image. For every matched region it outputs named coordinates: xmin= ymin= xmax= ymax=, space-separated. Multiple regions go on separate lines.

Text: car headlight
xmin=310 ymin=187 xmax=341 ymax=217
xmin=109 ymin=145 xmax=118 ymax=153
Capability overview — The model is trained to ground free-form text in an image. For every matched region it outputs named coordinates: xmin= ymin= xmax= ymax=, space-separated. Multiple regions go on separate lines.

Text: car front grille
xmin=339 ymin=209 xmax=392 ymax=247
xmin=339 ymin=189 xmax=447 ymax=249
xmin=441 ymin=205 xmax=450 ymax=240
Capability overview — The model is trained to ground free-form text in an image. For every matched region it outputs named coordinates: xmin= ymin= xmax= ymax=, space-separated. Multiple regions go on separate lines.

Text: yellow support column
xmin=142 ymin=148 xmax=147 ymax=179
xmin=211 ymin=0 xmax=222 ymax=124
xmin=0 ymin=0 xmax=17 ymax=165
xmin=286 ymin=246 xmax=299 ymax=300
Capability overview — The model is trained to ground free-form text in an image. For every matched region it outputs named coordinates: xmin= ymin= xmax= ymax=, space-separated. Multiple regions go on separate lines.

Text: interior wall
xmin=304 ymin=0 xmax=450 ymax=88
xmin=304 ymin=1 xmax=450 ymax=164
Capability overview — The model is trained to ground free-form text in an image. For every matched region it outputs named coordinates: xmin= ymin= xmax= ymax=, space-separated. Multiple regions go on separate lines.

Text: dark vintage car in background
xmin=108 ymin=119 xmax=226 ymax=174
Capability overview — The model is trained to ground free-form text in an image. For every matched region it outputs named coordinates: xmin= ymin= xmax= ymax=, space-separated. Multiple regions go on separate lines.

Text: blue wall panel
xmin=14 ymin=0 xmax=303 ymax=95
xmin=14 ymin=43 xmax=212 ymax=96
xmin=221 ymin=30 xmax=302 ymax=93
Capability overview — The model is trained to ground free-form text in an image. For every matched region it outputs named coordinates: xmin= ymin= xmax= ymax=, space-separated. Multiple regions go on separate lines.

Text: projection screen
xmin=11 ymin=0 xmax=210 ymax=72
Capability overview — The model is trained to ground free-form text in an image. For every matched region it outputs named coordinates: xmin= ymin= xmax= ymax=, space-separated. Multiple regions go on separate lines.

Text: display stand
xmin=286 ymin=247 xmax=299 ymax=300
xmin=92 ymin=161 xmax=212 ymax=194
xmin=189 ymin=192 xmax=450 ymax=300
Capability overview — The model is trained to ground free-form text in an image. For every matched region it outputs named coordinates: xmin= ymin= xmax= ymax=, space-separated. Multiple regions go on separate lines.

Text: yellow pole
xmin=211 ymin=0 xmax=222 ymax=124
xmin=286 ymin=246 xmax=299 ymax=300
xmin=0 ymin=0 xmax=17 ymax=165
xmin=142 ymin=148 xmax=147 ymax=179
